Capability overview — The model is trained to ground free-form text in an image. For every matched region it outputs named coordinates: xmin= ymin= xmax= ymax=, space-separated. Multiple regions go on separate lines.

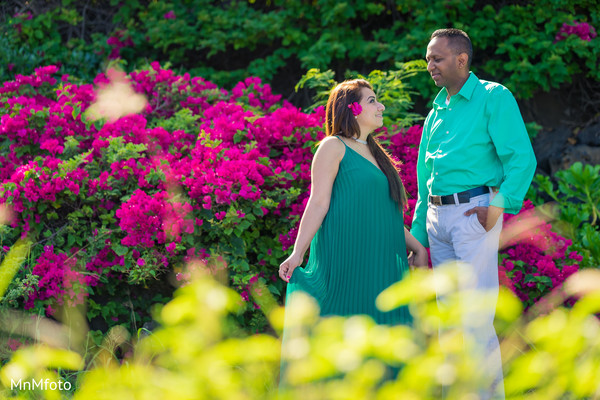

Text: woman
xmin=279 ymin=79 xmax=427 ymax=325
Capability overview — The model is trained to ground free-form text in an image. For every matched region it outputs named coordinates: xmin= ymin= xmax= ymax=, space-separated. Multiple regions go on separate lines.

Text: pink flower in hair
xmin=348 ymin=102 xmax=362 ymax=117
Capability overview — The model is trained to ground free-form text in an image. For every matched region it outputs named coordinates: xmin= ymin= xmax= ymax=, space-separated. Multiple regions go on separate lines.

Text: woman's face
xmin=356 ymin=87 xmax=385 ymax=134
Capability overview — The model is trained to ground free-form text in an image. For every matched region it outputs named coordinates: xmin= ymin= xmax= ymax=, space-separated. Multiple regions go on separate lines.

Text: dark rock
xmin=550 ymin=145 xmax=600 ymax=175
xmin=577 ymin=118 xmax=600 ymax=146
xmin=139 ymin=321 xmax=159 ymax=338
xmin=532 ymin=126 xmax=571 ymax=174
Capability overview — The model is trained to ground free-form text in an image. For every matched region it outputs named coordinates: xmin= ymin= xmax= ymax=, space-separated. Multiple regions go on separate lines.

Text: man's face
xmin=425 ymin=36 xmax=461 ymax=89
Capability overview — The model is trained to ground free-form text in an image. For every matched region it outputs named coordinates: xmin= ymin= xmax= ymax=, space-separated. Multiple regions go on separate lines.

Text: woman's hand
xmin=277 ymin=137 xmax=343 ymax=284
xmin=404 ymin=227 xmax=429 ymax=270
xmin=408 ymin=248 xmax=429 ymax=270
xmin=279 ymin=252 xmax=304 ymax=283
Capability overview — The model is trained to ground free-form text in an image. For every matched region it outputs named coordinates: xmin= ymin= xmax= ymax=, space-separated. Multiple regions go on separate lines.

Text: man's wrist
xmin=488 ymin=205 xmax=505 ymax=213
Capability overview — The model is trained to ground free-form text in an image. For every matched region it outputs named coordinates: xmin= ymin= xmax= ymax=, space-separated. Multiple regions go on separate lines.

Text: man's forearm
xmin=486 ymin=205 xmax=504 ymax=231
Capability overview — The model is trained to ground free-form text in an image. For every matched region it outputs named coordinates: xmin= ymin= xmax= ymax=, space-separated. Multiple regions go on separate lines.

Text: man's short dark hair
xmin=431 ymin=28 xmax=473 ymax=68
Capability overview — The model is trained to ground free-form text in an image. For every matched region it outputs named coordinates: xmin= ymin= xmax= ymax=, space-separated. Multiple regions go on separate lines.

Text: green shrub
xmin=0 ymin=6 xmax=107 ymax=83
xmin=295 ymin=60 xmax=427 ymax=127
xmin=1 ymin=264 xmax=599 ymax=399
xmin=529 ymin=162 xmax=600 ymax=268
xmin=2 ymin=0 xmax=598 ymax=100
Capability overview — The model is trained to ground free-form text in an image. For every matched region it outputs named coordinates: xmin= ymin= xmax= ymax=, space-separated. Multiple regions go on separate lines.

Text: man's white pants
xmin=427 ymin=192 xmax=505 ymax=400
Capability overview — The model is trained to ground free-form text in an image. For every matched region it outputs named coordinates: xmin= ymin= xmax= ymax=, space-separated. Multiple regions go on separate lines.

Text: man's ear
xmin=457 ymin=52 xmax=469 ymax=69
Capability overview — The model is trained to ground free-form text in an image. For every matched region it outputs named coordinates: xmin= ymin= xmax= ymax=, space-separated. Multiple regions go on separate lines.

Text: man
xmin=410 ymin=29 xmax=536 ymax=399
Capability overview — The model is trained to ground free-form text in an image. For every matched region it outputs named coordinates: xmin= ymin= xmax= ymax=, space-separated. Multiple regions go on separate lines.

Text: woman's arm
xmin=405 ymin=227 xmax=428 ymax=269
xmin=279 ymin=137 xmax=345 ymax=282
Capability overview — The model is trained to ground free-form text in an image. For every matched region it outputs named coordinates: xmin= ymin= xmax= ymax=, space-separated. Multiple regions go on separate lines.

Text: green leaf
xmin=67 ymin=234 xmax=79 ymax=248
xmin=113 ymin=244 xmax=129 ymax=256
xmin=94 ymin=119 xmax=105 ymax=131
xmin=537 ymin=276 xmax=552 ymax=286
xmin=184 ymin=235 xmax=195 ymax=246
xmin=233 ymin=130 xmax=246 ymax=144
xmin=267 ymin=284 xmax=281 ymax=296
xmin=72 ymin=105 xmax=81 ymax=120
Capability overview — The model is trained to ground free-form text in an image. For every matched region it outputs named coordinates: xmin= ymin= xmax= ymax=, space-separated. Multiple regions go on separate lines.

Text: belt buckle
xmin=457 ymin=192 xmax=470 ymax=203
xmin=430 ymin=195 xmax=442 ymax=206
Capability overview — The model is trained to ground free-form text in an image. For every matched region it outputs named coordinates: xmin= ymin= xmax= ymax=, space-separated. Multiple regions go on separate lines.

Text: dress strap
xmin=334 ymin=135 xmax=348 ymax=147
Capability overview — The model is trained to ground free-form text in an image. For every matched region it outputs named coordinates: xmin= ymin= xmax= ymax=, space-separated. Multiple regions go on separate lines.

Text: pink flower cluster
xmin=106 ymin=30 xmax=134 ymax=59
xmin=499 ymin=200 xmax=580 ymax=305
xmin=0 ymin=65 xmax=95 ymax=180
xmin=85 ymin=245 xmax=124 ymax=279
xmin=555 ymin=21 xmax=597 ymax=42
xmin=116 ymin=189 xmax=194 ymax=248
xmin=240 ymin=273 xmax=266 ymax=310
xmin=1 ymin=158 xmax=88 ymax=238
xmin=7 ymin=338 xmax=23 ymax=351
xmin=229 ymin=77 xmax=282 ymax=111
xmin=9 ymin=11 xmax=32 ymax=37
xmin=386 ymin=126 xmax=421 ymax=185
xmin=25 ymin=246 xmax=87 ymax=315
xmin=0 ymin=65 xmax=58 ymax=96
xmin=126 ymin=61 xmax=226 ymax=118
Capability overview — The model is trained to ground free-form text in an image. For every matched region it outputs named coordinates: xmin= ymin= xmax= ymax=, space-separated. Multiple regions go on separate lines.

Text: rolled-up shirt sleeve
xmin=410 ymin=115 xmax=432 ymax=248
xmin=487 ymin=87 xmax=537 ymax=214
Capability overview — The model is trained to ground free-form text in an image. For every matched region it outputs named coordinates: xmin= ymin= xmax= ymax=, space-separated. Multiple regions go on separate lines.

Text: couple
xmin=279 ymin=28 xmax=536 ymax=399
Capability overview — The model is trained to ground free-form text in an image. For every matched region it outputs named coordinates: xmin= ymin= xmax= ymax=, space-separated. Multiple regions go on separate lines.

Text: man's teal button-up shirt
xmin=410 ymin=72 xmax=537 ymax=248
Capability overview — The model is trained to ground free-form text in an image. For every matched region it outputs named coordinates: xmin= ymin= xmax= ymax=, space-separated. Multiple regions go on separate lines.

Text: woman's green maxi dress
xmin=284 ymin=136 xmax=412 ymax=324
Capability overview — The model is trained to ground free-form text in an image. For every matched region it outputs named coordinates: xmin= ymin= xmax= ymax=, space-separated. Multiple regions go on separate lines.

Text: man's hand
xmin=464 ymin=205 xmax=504 ymax=231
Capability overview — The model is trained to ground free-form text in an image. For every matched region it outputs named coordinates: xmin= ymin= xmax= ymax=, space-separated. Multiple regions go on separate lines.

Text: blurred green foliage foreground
xmin=1 ymin=260 xmax=599 ymax=400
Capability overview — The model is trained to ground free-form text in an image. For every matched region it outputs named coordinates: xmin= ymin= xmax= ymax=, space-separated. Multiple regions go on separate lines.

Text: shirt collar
xmin=432 ymin=72 xmax=479 ymax=110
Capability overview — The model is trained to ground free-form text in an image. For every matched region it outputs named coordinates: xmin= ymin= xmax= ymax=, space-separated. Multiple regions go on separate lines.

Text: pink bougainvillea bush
xmin=497 ymin=200 xmax=582 ymax=308
xmin=0 ymin=64 xmax=581 ymax=334
xmin=0 ymin=63 xmax=318 ymax=332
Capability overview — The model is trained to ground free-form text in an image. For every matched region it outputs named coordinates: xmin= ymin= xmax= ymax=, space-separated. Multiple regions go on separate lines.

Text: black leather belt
xmin=429 ymin=186 xmax=490 ymax=206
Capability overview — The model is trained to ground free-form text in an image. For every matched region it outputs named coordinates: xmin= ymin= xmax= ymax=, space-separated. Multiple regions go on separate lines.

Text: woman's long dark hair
xmin=325 ymin=79 xmax=407 ymax=210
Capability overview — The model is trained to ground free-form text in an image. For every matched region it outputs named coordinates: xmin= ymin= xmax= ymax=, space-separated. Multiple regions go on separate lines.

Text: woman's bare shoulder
xmin=316 ymin=136 xmax=346 ymax=161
